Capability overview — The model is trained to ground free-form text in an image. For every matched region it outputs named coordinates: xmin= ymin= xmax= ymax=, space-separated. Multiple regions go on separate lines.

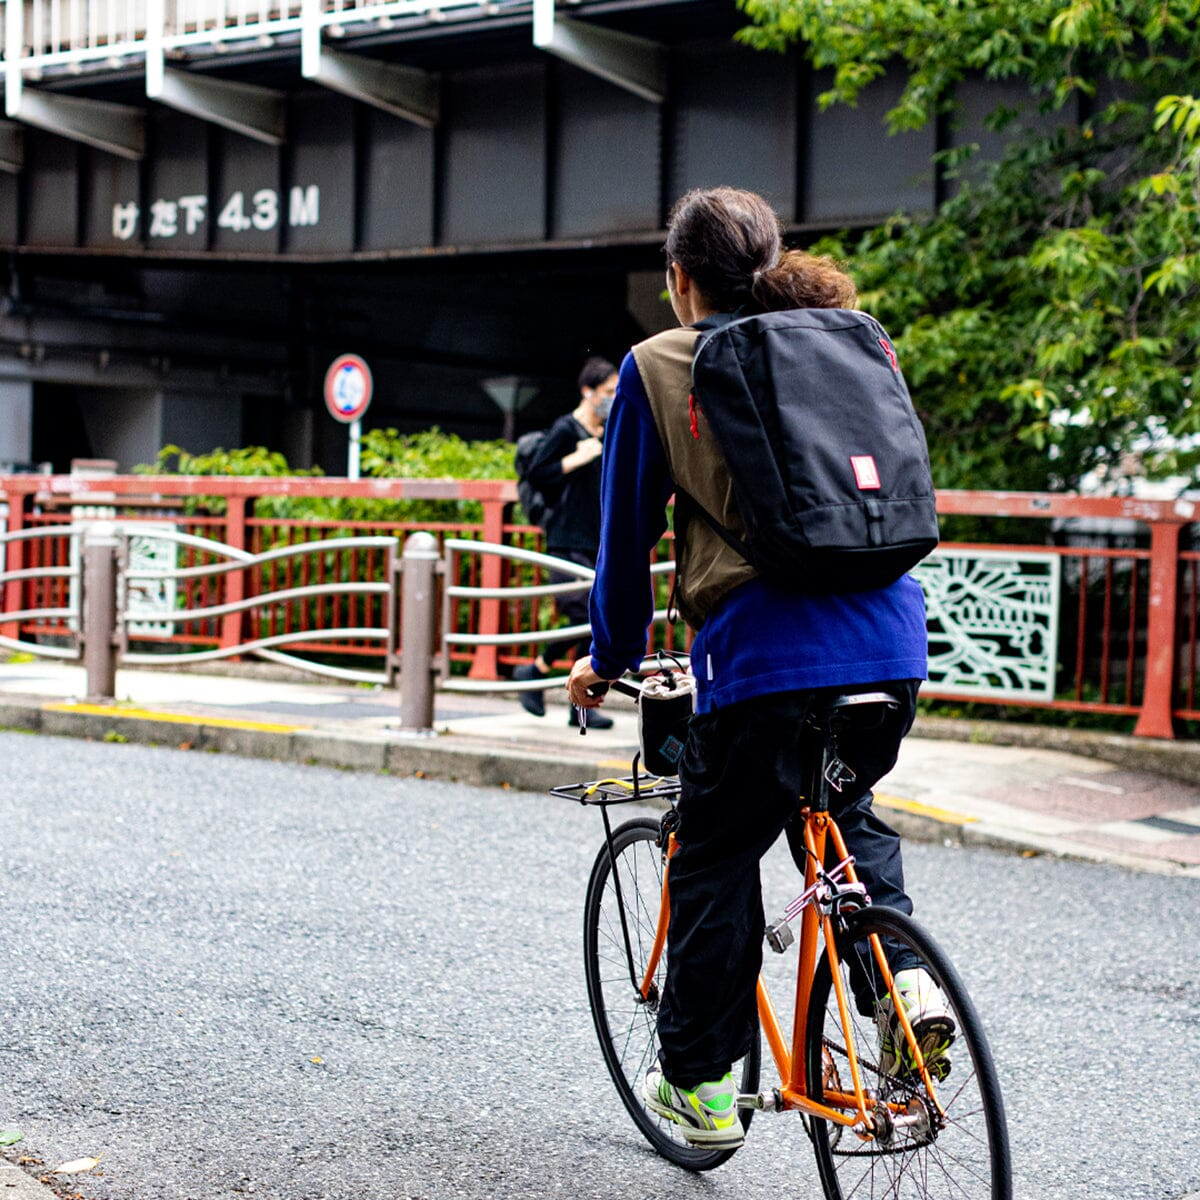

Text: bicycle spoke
xmin=583 ymin=818 xmax=760 ymax=1171
xmin=807 ymin=906 xmax=1009 ymax=1199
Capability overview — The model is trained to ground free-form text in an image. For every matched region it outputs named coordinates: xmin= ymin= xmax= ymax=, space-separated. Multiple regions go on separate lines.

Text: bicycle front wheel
xmin=583 ymin=815 xmax=760 ymax=1171
xmin=805 ymin=905 xmax=1011 ymax=1200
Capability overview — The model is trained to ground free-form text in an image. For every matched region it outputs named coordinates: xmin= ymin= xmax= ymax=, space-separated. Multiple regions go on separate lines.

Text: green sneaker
xmin=876 ymin=967 xmax=956 ymax=1082
xmin=642 ymin=1068 xmax=744 ymax=1148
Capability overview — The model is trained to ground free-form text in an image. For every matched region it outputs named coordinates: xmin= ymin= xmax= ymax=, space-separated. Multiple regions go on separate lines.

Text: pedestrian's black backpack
xmin=685 ymin=308 xmax=939 ymax=593
xmin=514 ymin=430 xmax=552 ymax=529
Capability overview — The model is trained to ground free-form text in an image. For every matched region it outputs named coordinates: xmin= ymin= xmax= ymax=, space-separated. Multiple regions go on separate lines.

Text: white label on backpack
xmin=851 ymin=455 xmax=881 ymax=490
xmin=707 ymin=654 xmax=714 ymax=681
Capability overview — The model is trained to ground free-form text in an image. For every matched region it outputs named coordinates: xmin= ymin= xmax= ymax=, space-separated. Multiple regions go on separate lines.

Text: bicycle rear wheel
xmin=583 ymin=815 xmax=760 ymax=1171
xmin=805 ymin=905 xmax=1011 ymax=1199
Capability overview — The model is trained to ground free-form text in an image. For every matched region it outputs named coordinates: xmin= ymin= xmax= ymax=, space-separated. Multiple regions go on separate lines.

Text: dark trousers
xmin=542 ymin=548 xmax=596 ymax=668
xmin=656 ymin=681 xmax=920 ymax=1089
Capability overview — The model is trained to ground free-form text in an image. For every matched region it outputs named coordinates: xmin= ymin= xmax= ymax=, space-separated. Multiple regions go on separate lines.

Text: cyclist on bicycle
xmin=566 ymin=187 xmax=952 ymax=1150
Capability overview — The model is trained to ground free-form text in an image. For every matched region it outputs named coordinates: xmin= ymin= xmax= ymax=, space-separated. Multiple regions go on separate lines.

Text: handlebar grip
xmin=588 ymin=678 xmax=641 ymax=700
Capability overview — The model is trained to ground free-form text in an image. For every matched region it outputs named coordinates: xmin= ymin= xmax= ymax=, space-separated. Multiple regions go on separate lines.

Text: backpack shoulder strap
xmin=672 ymin=486 xmax=751 ymax=562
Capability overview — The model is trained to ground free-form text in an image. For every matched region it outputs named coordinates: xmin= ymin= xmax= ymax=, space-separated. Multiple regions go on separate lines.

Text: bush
xmin=138 ymin=430 xmax=518 ymax=524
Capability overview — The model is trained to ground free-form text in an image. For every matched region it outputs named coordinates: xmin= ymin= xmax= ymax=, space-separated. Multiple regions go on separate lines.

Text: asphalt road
xmin=1 ymin=733 xmax=1198 ymax=1200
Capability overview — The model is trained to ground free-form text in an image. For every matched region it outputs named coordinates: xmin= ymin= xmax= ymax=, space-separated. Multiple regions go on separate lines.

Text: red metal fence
xmin=2 ymin=474 xmax=1196 ymax=738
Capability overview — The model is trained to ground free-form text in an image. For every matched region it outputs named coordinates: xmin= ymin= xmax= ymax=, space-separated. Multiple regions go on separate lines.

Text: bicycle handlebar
xmin=586 ymin=678 xmax=642 ymax=701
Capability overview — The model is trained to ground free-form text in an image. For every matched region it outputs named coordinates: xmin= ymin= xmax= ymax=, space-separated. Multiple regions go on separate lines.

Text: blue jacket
xmin=587 ymin=350 xmax=928 ymax=714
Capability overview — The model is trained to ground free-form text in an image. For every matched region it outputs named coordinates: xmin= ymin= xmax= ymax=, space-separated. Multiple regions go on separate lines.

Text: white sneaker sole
xmin=642 ymin=1086 xmax=745 ymax=1149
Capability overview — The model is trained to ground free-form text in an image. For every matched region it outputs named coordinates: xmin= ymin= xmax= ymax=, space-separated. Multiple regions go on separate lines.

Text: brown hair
xmin=664 ymin=187 xmax=857 ymax=314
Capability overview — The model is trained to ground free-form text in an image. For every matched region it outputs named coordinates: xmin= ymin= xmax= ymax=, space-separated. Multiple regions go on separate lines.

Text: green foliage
xmin=737 ymin=0 xmax=1199 ymax=130
xmin=144 ymin=444 xmax=316 ymax=479
xmin=355 ymin=427 xmax=517 ymax=524
xmin=138 ymin=444 xmax=324 ymax=516
xmin=739 ymin=0 xmax=1200 ymax=492
xmin=359 ymin=427 xmax=514 ymax=482
xmin=139 ymin=429 xmax=517 ymax=524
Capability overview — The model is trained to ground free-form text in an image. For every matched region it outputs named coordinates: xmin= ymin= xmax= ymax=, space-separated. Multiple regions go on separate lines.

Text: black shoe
xmin=513 ymin=663 xmax=547 ymax=717
xmin=569 ymin=707 xmax=614 ymax=730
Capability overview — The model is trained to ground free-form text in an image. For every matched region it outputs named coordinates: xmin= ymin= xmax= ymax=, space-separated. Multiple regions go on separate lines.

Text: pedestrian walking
xmin=514 ymin=356 xmax=619 ymax=728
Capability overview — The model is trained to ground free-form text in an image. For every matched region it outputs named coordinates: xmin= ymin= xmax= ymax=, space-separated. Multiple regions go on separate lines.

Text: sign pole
xmin=348 ymin=418 xmax=362 ymax=480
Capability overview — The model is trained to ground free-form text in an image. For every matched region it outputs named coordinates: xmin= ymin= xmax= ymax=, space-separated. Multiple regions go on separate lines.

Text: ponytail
xmin=750 ymin=250 xmax=857 ymax=313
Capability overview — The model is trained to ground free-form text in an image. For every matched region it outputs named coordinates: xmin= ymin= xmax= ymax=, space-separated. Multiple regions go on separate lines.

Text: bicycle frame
xmin=635 ymin=814 xmax=947 ymax=1136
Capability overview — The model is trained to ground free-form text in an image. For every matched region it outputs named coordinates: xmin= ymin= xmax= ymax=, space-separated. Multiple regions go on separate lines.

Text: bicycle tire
xmin=804 ymin=904 xmax=1011 ymax=1199
xmin=583 ymin=816 xmax=760 ymax=1171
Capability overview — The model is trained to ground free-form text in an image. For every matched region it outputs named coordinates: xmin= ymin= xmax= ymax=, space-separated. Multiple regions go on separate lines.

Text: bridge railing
xmin=1 ymin=473 xmax=1197 ymax=737
xmin=2 ymin=0 xmax=510 ymax=77
xmin=118 ymin=526 xmax=398 ymax=683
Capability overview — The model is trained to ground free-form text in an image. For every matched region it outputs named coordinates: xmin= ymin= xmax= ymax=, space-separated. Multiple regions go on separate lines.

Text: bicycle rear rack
xmin=548 ymin=753 xmax=683 ymax=808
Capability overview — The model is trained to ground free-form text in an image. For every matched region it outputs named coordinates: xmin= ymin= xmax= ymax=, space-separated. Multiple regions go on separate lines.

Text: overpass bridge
xmin=0 ymin=0 xmax=1060 ymax=473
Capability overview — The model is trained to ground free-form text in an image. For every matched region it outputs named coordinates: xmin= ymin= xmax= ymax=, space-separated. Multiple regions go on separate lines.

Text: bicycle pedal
xmin=765 ymin=918 xmax=794 ymax=953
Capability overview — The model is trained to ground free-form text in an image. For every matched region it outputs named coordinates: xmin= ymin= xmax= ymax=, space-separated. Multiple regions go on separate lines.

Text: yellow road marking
xmin=874 ymin=791 xmax=978 ymax=826
xmin=42 ymin=702 xmax=307 ymax=735
xmin=597 ymin=758 xmax=637 ymax=770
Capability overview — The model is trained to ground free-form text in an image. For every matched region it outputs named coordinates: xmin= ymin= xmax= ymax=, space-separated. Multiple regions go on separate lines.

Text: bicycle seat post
xmin=803 ymin=710 xmax=842 ymax=815
xmin=814 ymin=692 xmax=901 ymax=811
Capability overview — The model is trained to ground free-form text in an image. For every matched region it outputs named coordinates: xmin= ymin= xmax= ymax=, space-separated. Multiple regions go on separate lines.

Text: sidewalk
xmin=2 ymin=659 xmax=1200 ymax=878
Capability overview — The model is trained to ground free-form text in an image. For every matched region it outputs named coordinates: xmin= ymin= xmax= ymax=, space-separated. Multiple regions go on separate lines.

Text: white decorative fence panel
xmin=915 ymin=548 xmax=1061 ymax=702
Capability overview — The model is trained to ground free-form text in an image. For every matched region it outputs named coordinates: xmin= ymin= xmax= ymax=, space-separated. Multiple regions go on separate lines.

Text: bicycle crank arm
xmin=736 ymin=1091 xmax=782 ymax=1112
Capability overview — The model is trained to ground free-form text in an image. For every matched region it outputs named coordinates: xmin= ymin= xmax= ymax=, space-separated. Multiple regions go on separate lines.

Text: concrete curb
xmin=12 ymin=696 xmax=1197 ymax=787
xmin=0 ymin=697 xmax=615 ymax=796
xmin=0 ymin=1154 xmax=62 ymax=1199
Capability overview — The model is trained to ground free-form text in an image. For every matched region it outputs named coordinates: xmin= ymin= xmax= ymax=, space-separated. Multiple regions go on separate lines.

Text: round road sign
xmin=324 ymin=354 xmax=373 ymax=423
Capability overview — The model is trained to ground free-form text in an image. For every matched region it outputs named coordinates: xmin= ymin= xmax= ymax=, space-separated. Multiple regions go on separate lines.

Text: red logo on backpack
xmin=879 ymin=338 xmax=899 ymax=372
xmin=851 ymin=455 xmax=881 ymax=490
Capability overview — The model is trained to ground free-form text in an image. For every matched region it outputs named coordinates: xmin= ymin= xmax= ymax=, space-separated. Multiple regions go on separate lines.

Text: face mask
xmin=594 ymin=394 xmax=613 ymax=422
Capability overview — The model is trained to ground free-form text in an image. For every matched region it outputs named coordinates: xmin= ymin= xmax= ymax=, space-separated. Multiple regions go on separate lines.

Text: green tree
xmin=738 ymin=0 xmax=1200 ymax=491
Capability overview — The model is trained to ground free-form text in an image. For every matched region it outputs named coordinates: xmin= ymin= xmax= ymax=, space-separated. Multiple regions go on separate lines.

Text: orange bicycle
xmin=554 ymin=687 xmax=1011 ymax=1198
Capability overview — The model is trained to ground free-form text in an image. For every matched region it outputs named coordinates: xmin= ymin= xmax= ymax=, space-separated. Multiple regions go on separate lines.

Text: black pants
xmin=542 ymin=548 xmax=596 ymax=668
xmin=656 ymin=681 xmax=920 ymax=1089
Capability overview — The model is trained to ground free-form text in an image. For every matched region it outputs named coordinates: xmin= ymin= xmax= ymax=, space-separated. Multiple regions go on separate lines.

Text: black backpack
xmin=684 ymin=308 xmax=939 ymax=593
xmin=514 ymin=429 xmax=552 ymax=528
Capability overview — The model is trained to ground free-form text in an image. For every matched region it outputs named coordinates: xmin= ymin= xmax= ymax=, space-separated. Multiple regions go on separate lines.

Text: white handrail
xmin=123 ymin=531 xmax=396 ymax=580
xmin=0 ymin=522 xmax=83 ymax=663
xmin=119 ymin=578 xmax=389 ymax=623
xmin=121 ymin=625 xmax=389 ymax=684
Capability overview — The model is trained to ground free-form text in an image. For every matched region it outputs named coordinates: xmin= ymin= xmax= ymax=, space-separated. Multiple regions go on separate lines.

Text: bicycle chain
xmin=819 ymin=1036 xmax=938 ymax=1158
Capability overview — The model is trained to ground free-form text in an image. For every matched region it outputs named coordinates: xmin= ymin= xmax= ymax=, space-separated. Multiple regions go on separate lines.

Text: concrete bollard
xmin=82 ymin=522 xmax=119 ymax=701
xmin=398 ymin=531 xmax=440 ymax=733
